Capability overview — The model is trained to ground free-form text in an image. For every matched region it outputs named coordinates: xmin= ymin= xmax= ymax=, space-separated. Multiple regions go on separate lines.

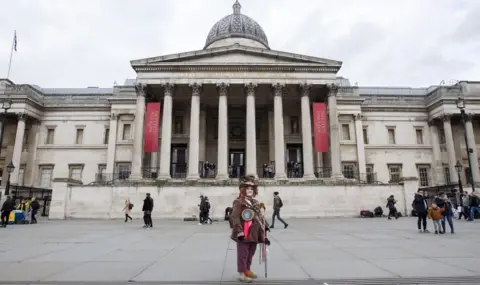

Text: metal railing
xmin=259 ymin=166 xmax=275 ymax=179
xmin=170 ymin=163 xmax=187 ymax=179
xmin=199 ymin=161 xmax=217 ymax=178
xmin=229 ymin=165 xmax=245 ymax=178
xmin=287 ymin=164 xmax=303 ymax=178
xmin=314 ymin=167 xmax=332 ymax=178
xmin=142 ymin=166 xmax=159 ymax=179
xmin=342 ymin=170 xmax=380 ymax=184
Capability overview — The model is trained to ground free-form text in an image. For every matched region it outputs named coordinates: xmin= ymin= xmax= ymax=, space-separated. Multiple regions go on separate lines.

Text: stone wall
xmin=49 ymin=179 xmax=417 ymax=220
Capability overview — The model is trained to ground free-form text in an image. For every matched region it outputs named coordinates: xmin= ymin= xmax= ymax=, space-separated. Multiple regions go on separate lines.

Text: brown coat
xmin=230 ymin=197 xmax=267 ymax=243
xmin=428 ymin=207 xmax=444 ymax=220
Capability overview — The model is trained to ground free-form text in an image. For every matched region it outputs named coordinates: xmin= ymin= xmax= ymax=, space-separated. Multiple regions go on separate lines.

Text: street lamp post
xmin=456 ymin=95 xmax=475 ymax=192
xmin=5 ymin=161 xmax=15 ymax=196
xmin=455 ymin=160 xmax=464 ymax=193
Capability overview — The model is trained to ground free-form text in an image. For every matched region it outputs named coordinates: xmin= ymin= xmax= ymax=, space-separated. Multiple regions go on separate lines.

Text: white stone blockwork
xmin=49 ymin=179 xmax=419 ymax=220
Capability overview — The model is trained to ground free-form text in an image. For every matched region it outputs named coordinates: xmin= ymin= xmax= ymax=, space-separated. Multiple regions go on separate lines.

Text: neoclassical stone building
xmin=1 ymin=1 xmax=480 ymax=219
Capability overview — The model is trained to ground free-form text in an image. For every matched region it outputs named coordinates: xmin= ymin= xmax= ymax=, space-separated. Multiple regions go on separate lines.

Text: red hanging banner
xmin=144 ymin=102 xmax=161 ymax=153
xmin=312 ymin=102 xmax=329 ymax=152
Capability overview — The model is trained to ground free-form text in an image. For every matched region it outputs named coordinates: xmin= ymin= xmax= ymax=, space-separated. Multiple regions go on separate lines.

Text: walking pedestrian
xmin=386 ymin=195 xmax=398 ymax=220
xmin=123 ymin=199 xmax=133 ymax=222
xmin=30 ymin=197 xmax=40 ymax=224
xmin=142 ymin=193 xmax=154 ymax=228
xmin=270 ymin=191 xmax=288 ymax=229
xmin=412 ymin=191 xmax=429 ymax=232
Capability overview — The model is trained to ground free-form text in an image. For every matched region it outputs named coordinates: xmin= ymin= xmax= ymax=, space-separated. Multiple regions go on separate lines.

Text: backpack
xmin=278 ymin=198 xmax=283 ymax=208
xmin=129 ymin=203 xmax=134 ymax=210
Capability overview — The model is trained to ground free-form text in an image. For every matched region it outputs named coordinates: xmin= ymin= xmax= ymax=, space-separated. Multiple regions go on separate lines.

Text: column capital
xmin=441 ymin=114 xmax=453 ymax=122
xmin=189 ymin=83 xmax=202 ymax=96
xmin=353 ymin=113 xmax=363 ymax=121
xmin=299 ymin=83 xmax=312 ymax=97
xmin=17 ymin=113 xmax=27 ymax=121
xmin=245 ymin=82 xmax=257 ymax=95
xmin=216 ymin=83 xmax=229 ymax=96
xmin=163 ymin=83 xmax=174 ymax=96
xmin=327 ymin=83 xmax=339 ymax=97
xmin=134 ymin=83 xmax=147 ymax=97
xmin=272 ymin=83 xmax=285 ymax=96
xmin=427 ymin=119 xmax=438 ymax=126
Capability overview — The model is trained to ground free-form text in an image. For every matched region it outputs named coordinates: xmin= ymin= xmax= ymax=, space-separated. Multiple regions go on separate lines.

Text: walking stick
xmin=264 ymin=229 xmax=268 ymax=278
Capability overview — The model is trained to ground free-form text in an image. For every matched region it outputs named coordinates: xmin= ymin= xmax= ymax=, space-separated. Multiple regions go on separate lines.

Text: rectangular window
xmin=342 ymin=124 xmax=351 ymax=140
xmin=173 ymin=116 xmax=184 ymax=134
xmin=366 ymin=164 xmax=375 ymax=183
xmin=46 ymin=128 xmax=55 ymax=144
xmin=39 ymin=166 xmax=53 ymax=188
xmin=122 ymin=124 xmax=131 ymax=140
xmin=362 ymin=127 xmax=369 ymax=144
xmin=416 ymin=129 xmax=424 ymax=144
xmin=443 ymin=165 xmax=451 ymax=184
xmin=417 ymin=165 xmax=430 ymax=187
xmin=69 ymin=165 xmax=83 ymax=181
xmin=388 ymin=128 xmax=396 ymax=144
xmin=342 ymin=163 xmax=356 ymax=179
xmin=388 ymin=164 xmax=402 ymax=183
xmin=75 ymin=129 xmax=84 ymax=144
xmin=18 ymin=166 xmax=25 ymax=186
xmin=439 ymin=128 xmax=446 ymax=144
xmin=116 ymin=163 xmax=131 ymax=180
xmin=290 ymin=116 xmax=300 ymax=134
xmin=104 ymin=128 xmax=110 ymax=144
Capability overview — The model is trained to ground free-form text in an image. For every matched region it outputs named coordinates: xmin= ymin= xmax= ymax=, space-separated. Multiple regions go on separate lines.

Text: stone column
xmin=354 ymin=114 xmax=367 ymax=176
xmin=216 ymin=83 xmax=229 ymax=180
xmin=268 ymin=110 xmax=275 ymax=162
xmin=299 ymin=84 xmax=315 ymax=179
xmin=245 ymin=83 xmax=257 ymax=176
xmin=106 ymin=113 xmax=118 ymax=174
xmin=442 ymin=114 xmax=458 ymax=183
xmin=199 ymin=108 xmax=207 ymax=163
xmin=465 ymin=114 xmax=480 ymax=184
xmin=132 ymin=84 xmax=146 ymax=179
xmin=328 ymin=84 xmax=343 ymax=179
xmin=158 ymin=83 xmax=174 ymax=180
xmin=272 ymin=83 xmax=287 ymax=180
xmin=10 ymin=113 xmax=26 ymax=184
xmin=428 ymin=120 xmax=444 ymax=185
xmin=187 ymin=83 xmax=202 ymax=180
xmin=25 ymin=123 xmax=40 ymax=186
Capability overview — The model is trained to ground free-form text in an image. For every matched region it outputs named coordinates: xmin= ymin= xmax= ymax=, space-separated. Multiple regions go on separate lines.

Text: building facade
xmin=1 ymin=1 xmax=480 ymax=219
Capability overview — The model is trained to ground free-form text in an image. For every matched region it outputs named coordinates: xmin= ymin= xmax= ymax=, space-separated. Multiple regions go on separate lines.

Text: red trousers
xmin=237 ymin=241 xmax=257 ymax=273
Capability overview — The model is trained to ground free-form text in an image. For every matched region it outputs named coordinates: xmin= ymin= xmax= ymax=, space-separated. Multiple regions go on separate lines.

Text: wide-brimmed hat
xmin=239 ymin=175 xmax=258 ymax=188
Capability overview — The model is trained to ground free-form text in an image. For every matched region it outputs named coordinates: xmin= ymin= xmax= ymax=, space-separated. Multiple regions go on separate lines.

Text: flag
xmin=13 ymin=30 xmax=17 ymax=52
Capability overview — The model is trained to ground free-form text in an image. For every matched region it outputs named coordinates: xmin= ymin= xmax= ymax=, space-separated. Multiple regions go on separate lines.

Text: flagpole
xmin=6 ymin=31 xmax=15 ymax=79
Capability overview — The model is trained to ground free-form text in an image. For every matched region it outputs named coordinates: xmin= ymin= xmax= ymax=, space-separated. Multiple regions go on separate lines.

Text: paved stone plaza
xmin=0 ymin=218 xmax=479 ymax=284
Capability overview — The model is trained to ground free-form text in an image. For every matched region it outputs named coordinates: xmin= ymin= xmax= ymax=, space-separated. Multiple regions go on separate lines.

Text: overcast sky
xmin=0 ymin=0 xmax=478 ymax=88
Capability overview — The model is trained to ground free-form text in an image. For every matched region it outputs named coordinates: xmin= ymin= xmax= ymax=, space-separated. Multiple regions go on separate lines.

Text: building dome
xmin=204 ymin=1 xmax=269 ymax=49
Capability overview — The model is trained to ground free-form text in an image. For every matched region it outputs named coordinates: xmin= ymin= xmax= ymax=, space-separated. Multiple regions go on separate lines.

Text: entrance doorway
xmin=229 ymin=149 xmax=245 ymax=178
xmin=286 ymin=144 xmax=303 ymax=178
xmin=171 ymin=144 xmax=188 ymax=179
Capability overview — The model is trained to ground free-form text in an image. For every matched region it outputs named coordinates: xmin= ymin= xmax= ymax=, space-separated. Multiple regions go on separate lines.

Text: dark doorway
xmin=171 ymin=144 xmax=188 ymax=179
xmin=286 ymin=144 xmax=303 ymax=178
xmin=229 ymin=149 xmax=245 ymax=178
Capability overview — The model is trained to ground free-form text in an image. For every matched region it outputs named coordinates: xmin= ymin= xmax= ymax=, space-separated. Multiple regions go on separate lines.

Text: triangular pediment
xmin=130 ymin=44 xmax=342 ymax=68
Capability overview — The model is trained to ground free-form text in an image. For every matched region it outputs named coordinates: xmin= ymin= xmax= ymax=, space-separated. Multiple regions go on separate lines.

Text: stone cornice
xmin=133 ymin=65 xmax=339 ymax=73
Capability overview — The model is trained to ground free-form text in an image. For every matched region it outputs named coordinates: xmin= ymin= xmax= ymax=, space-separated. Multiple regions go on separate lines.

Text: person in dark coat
xmin=1 ymin=196 xmax=15 ymax=228
xmin=142 ymin=193 xmax=154 ymax=228
xmin=434 ymin=193 xmax=447 ymax=233
xmin=386 ymin=195 xmax=398 ymax=220
xmin=30 ymin=197 xmax=40 ymax=224
xmin=412 ymin=191 xmax=429 ymax=232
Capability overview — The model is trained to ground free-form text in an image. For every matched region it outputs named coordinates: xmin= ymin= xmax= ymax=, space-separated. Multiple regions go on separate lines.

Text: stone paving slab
xmin=0 ymin=217 xmax=479 ymax=284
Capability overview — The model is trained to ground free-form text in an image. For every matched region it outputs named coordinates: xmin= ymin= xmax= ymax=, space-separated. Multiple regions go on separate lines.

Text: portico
xmin=129 ymin=80 xmax=343 ymax=181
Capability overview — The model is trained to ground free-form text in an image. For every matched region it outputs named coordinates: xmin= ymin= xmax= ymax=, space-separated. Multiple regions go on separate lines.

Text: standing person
xmin=460 ymin=191 xmax=470 ymax=220
xmin=30 ymin=197 xmax=40 ymax=224
xmin=412 ymin=191 xmax=429 ymax=233
xmin=123 ymin=199 xmax=133 ymax=222
xmin=468 ymin=192 xmax=480 ymax=221
xmin=270 ymin=191 xmax=288 ymax=229
xmin=434 ymin=193 xmax=446 ymax=233
xmin=386 ymin=195 xmax=398 ymax=220
xmin=142 ymin=193 xmax=154 ymax=228
xmin=202 ymin=197 xmax=212 ymax=224
xmin=442 ymin=193 xmax=455 ymax=234
xmin=0 ymin=196 xmax=15 ymax=228
xmin=229 ymin=175 xmax=270 ymax=283
xmin=428 ymin=203 xmax=444 ymax=234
